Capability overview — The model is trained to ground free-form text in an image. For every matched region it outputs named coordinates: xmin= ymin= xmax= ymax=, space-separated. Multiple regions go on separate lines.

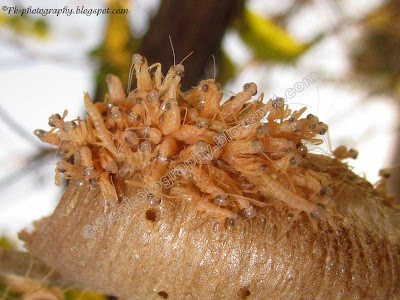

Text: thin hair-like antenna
xmin=127 ymin=54 xmax=136 ymax=95
xmin=25 ymin=256 xmax=34 ymax=278
xmin=211 ymin=54 xmax=216 ymax=81
xmin=179 ymin=51 xmax=194 ymax=65
xmin=53 ymin=137 xmax=63 ymax=162
xmin=169 ymin=35 xmax=176 ymax=65
xmin=287 ymin=102 xmax=313 ymax=108
xmin=315 ymin=85 xmax=320 ymax=115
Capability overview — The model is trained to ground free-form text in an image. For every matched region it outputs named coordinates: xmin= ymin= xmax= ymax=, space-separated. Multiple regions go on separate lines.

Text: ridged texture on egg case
xmin=20 ymin=154 xmax=400 ymax=300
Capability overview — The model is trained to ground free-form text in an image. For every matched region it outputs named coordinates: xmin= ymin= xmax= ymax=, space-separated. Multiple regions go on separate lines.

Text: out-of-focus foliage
xmin=0 ymin=276 xmax=108 ymax=300
xmin=0 ymin=238 xmax=20 ymax=300
xmin=236 ymin=8 xmax=310 ymax=62
xmin=0 ymin=236 xmax=21 ymax=300
xmin=352 ymin=0 xmax=400 ymax=97
xmin=0 ymin=237 xmax=106 ymax=300
xmin=65 ymin=290 xmax=106 ymax=300
xmin=216 ymin=51 xmax=236 ymax=86
xmin=0 ymin=279 xmax=107 ymax=300
xmin=217 ymin=6 xmax=322 ymax=83
xmin=0 ymin=280 xmax=22 ymax=300
xmin=0 ymin=12 xmax=49 ymax=39
xmin=91 ymin=0 xmax=139 ymax=101
xmin=0 ymin=236 xmax=16 ymax=249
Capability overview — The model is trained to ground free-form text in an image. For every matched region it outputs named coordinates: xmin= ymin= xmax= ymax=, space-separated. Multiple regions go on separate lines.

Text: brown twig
xmin=138 ymin=0 xmax=244 ymax=90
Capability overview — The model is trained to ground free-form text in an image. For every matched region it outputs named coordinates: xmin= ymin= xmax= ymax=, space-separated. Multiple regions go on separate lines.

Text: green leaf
xmin=32 ymin=18 xmax=49 ymax=39
xmin=0 ymin=236 xmax=16 ymax=249
xmin=237 ymin=8 xmax=309 ymax=62
xmin=0 ymin=13 xmax=49 ymax=39
xmin=65 ymin=290 xmax=106 ymax=300
xmin=0 ymin=279 xmax=22 ymax=300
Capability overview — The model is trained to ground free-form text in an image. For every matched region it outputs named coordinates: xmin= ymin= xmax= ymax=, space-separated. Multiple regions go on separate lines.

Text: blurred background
xmin=0 ymin=0 xmax=399 ymax=296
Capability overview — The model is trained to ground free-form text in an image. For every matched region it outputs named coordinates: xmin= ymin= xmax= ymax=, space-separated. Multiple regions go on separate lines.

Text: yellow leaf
xmin=238 ymin=8 xmax=308 ymax=62
xmin=65 ymin=290 xmax=107 ymax=300
xmin=0 ymin=12 xmax=7 ymax=25
xmin=104 ymin=3 xmax=132 ymax=69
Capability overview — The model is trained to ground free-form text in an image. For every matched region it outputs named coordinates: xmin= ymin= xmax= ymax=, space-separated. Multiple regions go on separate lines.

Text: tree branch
xmin=139 ymin=0 xmax=244 ymax=90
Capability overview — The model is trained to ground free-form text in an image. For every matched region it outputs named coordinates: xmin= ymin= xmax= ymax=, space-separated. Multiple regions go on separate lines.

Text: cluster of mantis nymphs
xmin=34 ymin=54 xmax=357 ymax=225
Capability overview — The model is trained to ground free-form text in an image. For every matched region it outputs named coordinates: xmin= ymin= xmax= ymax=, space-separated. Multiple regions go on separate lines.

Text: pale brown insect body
xmin=24 ymin=53 xmax=400 ymax=300
xmin=32 ymin=54 xmax=375 ymax=228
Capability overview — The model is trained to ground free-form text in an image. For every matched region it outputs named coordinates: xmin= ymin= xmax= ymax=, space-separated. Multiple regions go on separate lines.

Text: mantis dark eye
xmin=124 ymin=131 xmax=138 ymax=145
xmin=176 ymin=70 xmax=185 ymax=77
xmin=257 ymin=124 xmax=269 ymax=136
xmin=196 ymin=140 xmax=209 ymax=153
xmin=139 ymin=141 xmax=152 ymax=152
xmin=48 ymin=114 xmax=61 ymax=127
xmin=251 ymin=139 xmax=264 ymax=152
xmin=379 ymin=169 xmax=391 ymax=178
xmin=296 ymin=143 xmax=307 ymax=157
xmin=310 ymin=203 xmax=325 ymax=219
xmin=259 ymin=164 xmax=270 ymax=174
xmin=227 ymin=214 xmax=239 ymax=227
xmin=240 ymin=206 xmax=256 ymax=219
xmin=320 ymin=185 xmax=333 ymax=196
xmin=275 ymin=97 xmax=284 ymax=106
xmin=243 ymin=82 xmax=257 ymax=95
xmin=128 ymin=112 xmax=141 ymax=123
xmin=83 ymin=166 xmax=96 ymax=176
xmin=307 ymin=114 xmax=319 ymax=130
xmin=290 ymin=155 xmax=303 ymax=166
xmin=196 ymin=118 xmax=210 ymax=128
xmin=290 ymin=119 xmax=300 ymax=132
xmin=149 ymin=196 xmax=161 ymax=207
xmin=62 ymin=121 xmax=76 ymax=132
xmin=110 ymin=106 xmax=123 ymax=120
xmin=132 ymin=54 xmax=144 ymax=65
xmin=147 ymin=90 xmax=160 ymax=102
xmin=34 ymin=129 xmax=45 ymax=137
xmin=349 ymin=149 xmax=358 ymax=159
xmin=214 ymin=195 xmax=230 ymax=206
xmin=318 ymin=122 xmax=328 ymax=135
xmin=106 ymin=161 xmax=118 ymax=173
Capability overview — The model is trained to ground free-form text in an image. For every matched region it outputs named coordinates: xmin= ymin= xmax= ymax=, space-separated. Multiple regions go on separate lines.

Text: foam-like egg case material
xmin=20 ymin=155 xmax=400 ymax=300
